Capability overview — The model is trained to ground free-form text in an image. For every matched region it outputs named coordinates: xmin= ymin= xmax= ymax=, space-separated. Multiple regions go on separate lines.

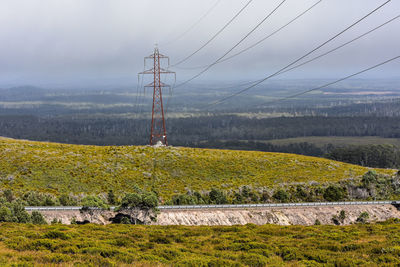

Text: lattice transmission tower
xmin=139 ymin=46 xmax=175 ymax=146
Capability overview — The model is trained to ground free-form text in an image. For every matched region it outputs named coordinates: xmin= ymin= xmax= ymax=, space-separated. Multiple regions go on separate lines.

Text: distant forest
xmin=0 ymin=115 xmax=400 ymax=145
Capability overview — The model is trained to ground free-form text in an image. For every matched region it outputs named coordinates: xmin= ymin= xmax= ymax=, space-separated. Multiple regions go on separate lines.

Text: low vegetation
xmin=169 ymin=170 xmax=400 ymax=205
xmin=2 ymin=169 xmax=400 ymax=215
xmin=0 ymin=190 xmax=46 ymax=224
xmin=0 ymin=137 xmax=395 ymax=202
xmin=1 ymin=221 xmax=400 ymax=265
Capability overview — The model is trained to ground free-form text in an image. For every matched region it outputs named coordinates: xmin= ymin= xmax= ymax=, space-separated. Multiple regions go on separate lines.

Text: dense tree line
xmin=326 ymin=144 xmax=400 ymax=168
xmin=0 ymin=115 xmax=400 ymax=146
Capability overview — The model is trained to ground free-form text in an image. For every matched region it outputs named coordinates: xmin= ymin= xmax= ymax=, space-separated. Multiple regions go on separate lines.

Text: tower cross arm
xmin=139 ymin=68 xmax=175 ymax=75
xmin=159 ymin=67 xmax=175 ymax=74
xmin=144 ymin=81 xmax=171 ymax=88
xmin=138 ymin=68 xmax=155 ymax=75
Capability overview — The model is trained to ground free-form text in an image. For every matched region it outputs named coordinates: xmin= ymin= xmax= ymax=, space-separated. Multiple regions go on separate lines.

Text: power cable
xmin=172 ymin=0 xmax=253 ymax=67
xmin=162 ymin=0 xmax=222 ymax=46
xmin=164 ymin=74 xmax=176 ymax=115
xmin=134 ymin=63 xmax=146 ymax=118
xmin=176 ymin=0 xmax=322 ymax=70
xmin=174 ymin=0 xmax=288 ymax=89
xmin=137 ymin=68 xmax=146 ymax=118
xmin=210 ymin=13 xmax=400 ymax=92
xmin=133 ymin=74 xmax=141 ymax=118
xmin=277 ymin=14 xmax=400 ymax=76
xmin=204 ymin=0 xmax=391 ymax=107
xmin=257 ymin=55 xmax=400 ymax=107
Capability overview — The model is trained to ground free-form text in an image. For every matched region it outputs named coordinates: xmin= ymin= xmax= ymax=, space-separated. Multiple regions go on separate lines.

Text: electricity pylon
xmin=139 ymin=46 xmax=175 ymax=146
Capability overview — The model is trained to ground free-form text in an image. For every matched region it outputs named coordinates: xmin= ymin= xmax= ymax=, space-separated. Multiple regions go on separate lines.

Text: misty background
xmin=0 ymin=0 xmax=399 ymax=89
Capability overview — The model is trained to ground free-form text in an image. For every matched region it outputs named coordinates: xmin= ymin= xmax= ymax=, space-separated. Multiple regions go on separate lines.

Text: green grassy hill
xmin=0 ymin=137 xmax=395 ymax=200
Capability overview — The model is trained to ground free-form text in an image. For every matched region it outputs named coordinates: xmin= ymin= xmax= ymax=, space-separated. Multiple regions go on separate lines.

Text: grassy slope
xmin=0 ymin=137 xmax=395 ymax=200
xmin=1 ymin=222 xmax=400 ymax=266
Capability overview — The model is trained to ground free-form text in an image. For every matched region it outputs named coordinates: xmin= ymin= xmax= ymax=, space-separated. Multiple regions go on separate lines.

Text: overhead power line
xmin=257 ymin=55 xmax=400 ymax=107
xmin=172 ymin=0 xmax=254 ymax=67
xmin=174 ymin=0 xmax=288 ymax=89
xmin=277 ymin=14 xmax=400 ymax=77
xmin=176 ymin=0 xmax=323 ymax=70
xmin=162 ymin=0 xmax=221 ymax=46
xmin=213 ymin=13 xmax=400 ymax=92
xmin=204 ymin=0 xmax=391 ymax=107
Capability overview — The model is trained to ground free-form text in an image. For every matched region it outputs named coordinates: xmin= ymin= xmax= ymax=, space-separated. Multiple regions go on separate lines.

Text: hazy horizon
xmin=0 ymin=0 xmax=399 ymax=89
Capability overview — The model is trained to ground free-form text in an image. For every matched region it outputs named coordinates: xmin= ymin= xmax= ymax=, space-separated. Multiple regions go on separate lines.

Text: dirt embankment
xmin=34 ymin=204 xmax=400 ymax=225
xmin=155 ymin=205 xmax=400 ymax=225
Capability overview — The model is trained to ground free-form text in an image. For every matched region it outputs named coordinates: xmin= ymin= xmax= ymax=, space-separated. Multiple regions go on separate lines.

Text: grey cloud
xmin=0 ymin=0 xmax=398 ymax=88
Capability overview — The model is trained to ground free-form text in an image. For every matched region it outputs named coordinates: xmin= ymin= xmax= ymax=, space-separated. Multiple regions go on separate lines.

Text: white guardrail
xmin=25 ymin=200 xmax=400 ymax=211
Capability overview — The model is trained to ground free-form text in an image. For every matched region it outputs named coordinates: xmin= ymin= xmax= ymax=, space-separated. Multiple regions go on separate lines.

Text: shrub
xmin=149 ymin=235 xmax=171 ymax=244
xmin=51 ymin=218 xmax=60 ymax=224
xmin=80 ymin=195 xmax=109 ymax=222
xmin=44 ymin=230 xmax=70 ymax=240
xmin=23 ymin=192 xmax=58 ymax=206
xmin=58 ymin=194 xmax=78 ymax=206
xmin=0 ymin=206 xmax=12 ymax=222
xmin=81 ymin=196 xmax=109 ymax=210
xmin=280 ymin=248 xmax=304 ymax=261
xmin=295 ymin=186 xmax=308 ymax=200
xmin=3 ymin=189 xmax=14 ymax=202
xmin=117 ymin=190 xmax=159 ymax=224
xmin=323 ymin=185 xmax=346 ymax=201
xmin=172 ymin=194 xmax=197 ymax=205
xmin=120 ymin=193 xmax=141 ymax=209
xmin=141 ymin=192 xmax=158 ymax=210
xmin=362 ymin=170 xmax=378 ymax=187
xmin=28 ymin=239 xmax=57 ymax=251
xmin=157 ymin=248 xmax=181 ymax=261
xmin=240 ymin=253 xmax=268 ymax=266
xmin=8 ymin=201 xmax=31 ymax=223
xmin=175 ymin=257 xmax=209 ymax=266
xmin=42 ymin=253 xmax=72 ymax=263
xmin=241 ymin=186 xmax=250 ymax=199
xmin=31 ymin=211 xmax=47 ymax=225
xmin=356 ymin=212 xmax=369 ymax=224
xmin=339 ymin=210 xmax=346 ymax=223
xmin=107 ymin=190 xmax=117 ymax=205
xmin=273 ymin=189 xmax=289 ymax=203
xmin=209 ymin=188 xmax=227 ymax=204
xmin=260 ymin=190 xmax=270 ymax=202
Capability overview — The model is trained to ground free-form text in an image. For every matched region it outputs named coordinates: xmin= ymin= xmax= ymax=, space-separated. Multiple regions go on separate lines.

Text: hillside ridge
xmin=0 ymin=137 xmax=395 ymax=200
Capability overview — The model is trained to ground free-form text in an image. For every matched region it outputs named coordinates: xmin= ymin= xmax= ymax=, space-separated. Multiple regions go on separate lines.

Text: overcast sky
xmin=0 ymin=0 xmax=399 ymax=88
